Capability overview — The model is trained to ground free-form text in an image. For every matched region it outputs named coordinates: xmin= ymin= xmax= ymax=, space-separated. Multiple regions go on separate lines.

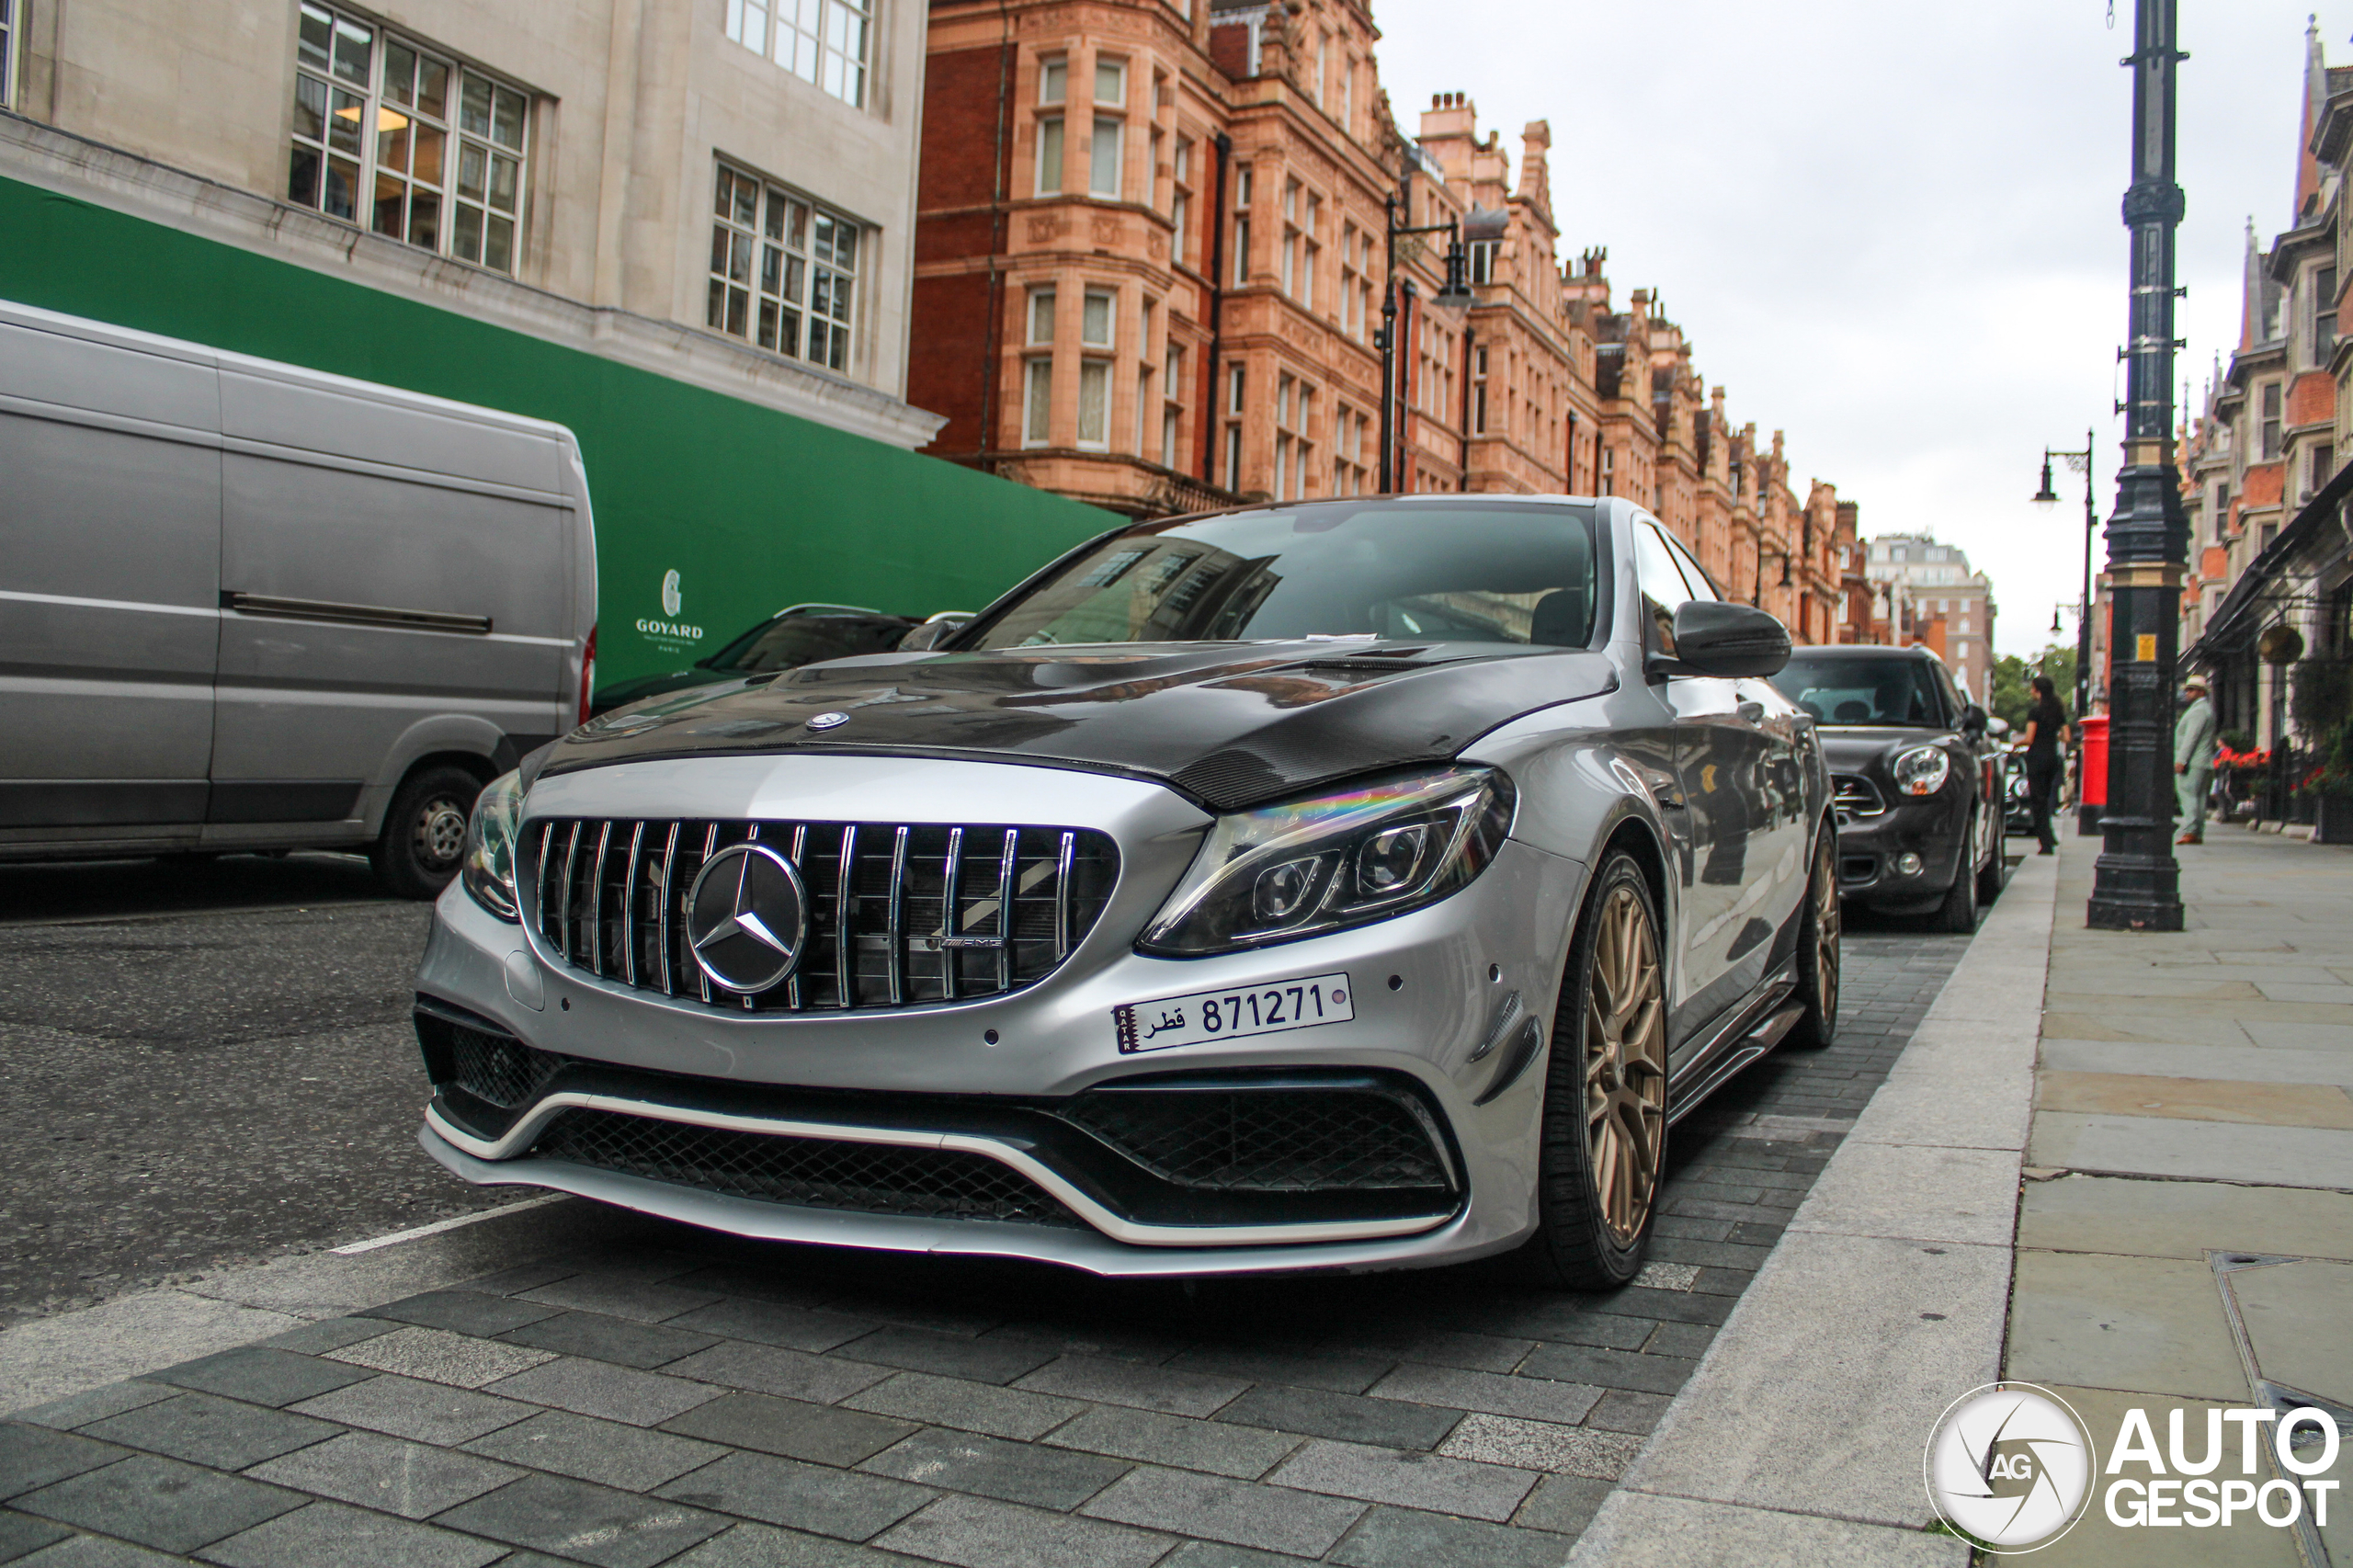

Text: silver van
xmin=0 ymin=301 xmax=597 ymax=896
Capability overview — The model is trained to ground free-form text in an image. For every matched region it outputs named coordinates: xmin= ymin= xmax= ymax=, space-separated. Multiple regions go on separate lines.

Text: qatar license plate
xmin=1113 ymin=971 xmax=1355 ymax=1054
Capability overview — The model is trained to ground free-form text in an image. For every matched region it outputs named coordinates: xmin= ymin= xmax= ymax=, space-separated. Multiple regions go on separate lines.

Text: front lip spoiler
xmin=423 ymin=1096 xmax=1450 ymax=1250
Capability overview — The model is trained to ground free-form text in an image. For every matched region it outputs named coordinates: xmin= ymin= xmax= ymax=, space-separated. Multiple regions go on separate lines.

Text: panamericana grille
xmin=527 ymin=818 xmax=1119 ymax=1012
xmin=1059 ymin=1086 xmax=1449 ymax=1192
xmin=449 ymin=1025 xmax=574 ymax=1109
xmin=1832 ymin=775 xmax=1886 ymax=820
xmin=531 ymin=1108 xmax=1083 ymax=1226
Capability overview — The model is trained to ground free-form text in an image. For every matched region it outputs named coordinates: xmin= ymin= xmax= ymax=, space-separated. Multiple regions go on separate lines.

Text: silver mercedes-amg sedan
xmin=412 ymin=495 xmax=1837 ymax=1288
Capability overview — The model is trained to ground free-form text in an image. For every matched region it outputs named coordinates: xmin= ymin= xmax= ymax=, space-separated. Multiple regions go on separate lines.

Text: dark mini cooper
xmin=1770 ymin=644 xmax=2003 ymax=930
xmin=420 ymin=498 xmax=1839 ymax=1287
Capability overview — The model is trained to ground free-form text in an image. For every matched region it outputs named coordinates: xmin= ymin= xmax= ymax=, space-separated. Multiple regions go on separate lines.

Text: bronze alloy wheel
xmin=1584 ymin=879 xmax=1670 ymax=1247
xmin=1789 ymin=828 xmax=1842 ymax=1048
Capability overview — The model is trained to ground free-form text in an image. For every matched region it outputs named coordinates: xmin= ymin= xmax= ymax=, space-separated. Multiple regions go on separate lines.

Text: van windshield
xmin=703 ymin=616 xmax=906 ymax=674
xmin=963 ymin=501 xmax=1600 ymax=650
xmin=1770 ymin=655 xmax=1949 ymax=728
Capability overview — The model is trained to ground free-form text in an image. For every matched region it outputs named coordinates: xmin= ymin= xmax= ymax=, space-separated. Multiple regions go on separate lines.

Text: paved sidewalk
xmin=2009 ymin=825 xmax=2353 ymax=1566
xmin=0 ymin=934 xmax=1968 ymax=1566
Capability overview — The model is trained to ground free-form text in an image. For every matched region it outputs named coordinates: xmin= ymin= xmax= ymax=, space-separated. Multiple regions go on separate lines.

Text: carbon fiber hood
xmin=537 ymin=642 xmax=1617 ymax=811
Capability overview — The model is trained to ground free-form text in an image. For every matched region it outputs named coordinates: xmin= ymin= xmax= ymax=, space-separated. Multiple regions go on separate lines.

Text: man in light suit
xmin=2175 ymin=676 xmax=2217 ymax=846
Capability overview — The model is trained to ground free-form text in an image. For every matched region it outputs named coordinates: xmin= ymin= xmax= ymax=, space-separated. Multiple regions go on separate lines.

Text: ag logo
xmin=661 ymin=569 xmax=683 ymax=618
xmin=1925 ymin=1383 xmax=2097 ymax=1552
xmin=684 ymin=843 xmax=807 ymax=994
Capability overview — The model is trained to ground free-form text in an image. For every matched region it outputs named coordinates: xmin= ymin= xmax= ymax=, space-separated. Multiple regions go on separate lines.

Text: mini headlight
xmin=1139 ymin=767 xmax=1515 ymax=957
xmin=1893 ymin=745 xmax=1951 ymax=797
xmin=460 ymin=769 xmax=525 ymax=921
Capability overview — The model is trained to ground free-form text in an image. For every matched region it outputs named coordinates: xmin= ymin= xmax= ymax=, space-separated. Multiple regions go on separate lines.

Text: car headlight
xmin=460 ymin=769 xmax=525 ymax=921
xmin=1138 ymin=767 xmax=1515 ymax=957
xmin=1893 ymin=745 xmax=1951 ymax=797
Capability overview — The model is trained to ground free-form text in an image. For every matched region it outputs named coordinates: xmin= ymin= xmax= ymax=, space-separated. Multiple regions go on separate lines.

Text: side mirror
xmin=897 ymin=619 xmax=962 ymax=653
xmin=1962 ymin=704 xmax=1989 ymax=738
xmin=1986 ymin=714 xmax=2011 ymax=738
xmin=1660 ymin=601 xmax=1791 ymax=679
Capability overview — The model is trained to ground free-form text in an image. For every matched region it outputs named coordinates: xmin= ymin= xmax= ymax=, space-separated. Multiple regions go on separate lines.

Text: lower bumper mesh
xmin=529 ymin=1107 xmax=1084 ymax=1227
xmin=1057 ymin=1086 xmax=1449 ymax=1192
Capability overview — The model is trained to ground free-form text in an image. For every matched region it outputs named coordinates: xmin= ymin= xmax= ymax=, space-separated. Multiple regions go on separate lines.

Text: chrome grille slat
xmin=528 ymin=815 xmax=1117 ymax=1017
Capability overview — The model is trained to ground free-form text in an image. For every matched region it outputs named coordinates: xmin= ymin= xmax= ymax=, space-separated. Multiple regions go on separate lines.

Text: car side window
xmin=1660 ymin=531 xmax=1721 ymax=603
xmin=1929 ymin=661 xmax=1966 ymax=728
xmin=1631 ymin=520 xmax=1695 ymax=652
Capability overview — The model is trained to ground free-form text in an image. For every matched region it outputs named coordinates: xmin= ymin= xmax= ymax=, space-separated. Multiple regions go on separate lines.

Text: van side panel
xmin=0 ymin=320 xmax=221 ymax=840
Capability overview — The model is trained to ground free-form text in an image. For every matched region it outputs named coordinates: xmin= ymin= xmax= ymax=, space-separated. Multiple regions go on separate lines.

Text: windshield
xmin=703 ymin=616 xmax=907 ymax=674
xmin=965 ymin=502 xmax=1600 ymax=651
xmin=1769 ymin=656 xmax=1949 ymax=728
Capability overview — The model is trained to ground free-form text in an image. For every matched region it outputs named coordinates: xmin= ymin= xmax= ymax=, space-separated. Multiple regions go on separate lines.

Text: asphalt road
xmin=0 ymin=854 xmax=515 ymax=1327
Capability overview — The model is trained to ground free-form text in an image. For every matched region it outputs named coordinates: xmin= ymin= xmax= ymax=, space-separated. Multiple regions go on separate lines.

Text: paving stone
xmin=1012 ymin=1356 xmax=1246 ymax=1417
xmin=1267 ymin=1439 xmax=1535 ymax=1522
xmin=516 ymin=1277 xmax=724 ymax=1324
xmin=656 ymin=1451 xmax=932 ymax=1541
xmin=254 ymin=1318 xmax=403 ymax=1357
xmin=0 ymin=1427 xmax=132 ymax=1499
xmin=860 ymin=1427 xmax=1129 ymax=1510
xmin=451 ymin=1262 xmax=579 ymax=1297
xmin=1512 ymin=1472 xmax=1615 ymax=1536
xmin=1345 ymin=1331 xmax=1533 ymax=1374
xmin=835 ymin=1327 xmax=1055 ymax=1387
xmin=7 ymin=1386 xmax=176 ymax=1435
xmin=1513 ymin=1344 xmax=1697 ymax=1396
xmin=661 ymin=1520 xmax=921 ymax=1566
xmin=1162 ymin=1348 xmax=1391 ymax=1395
xmin=661 ymin=1343 xmax=891 ymax=1405
xmin=1435 ymin=1414 xmax=1643 ymax=1478
xmin=482 ymin=1358 xmax=719 ymax=1427
xmin=1216 ymin=1386 xmax=1460 ymax=1451
xmin=0 ymin=1511 xmax=70 ymax=1561
xmin=1043 ymin=1407 xmax=1300 ymax=1482
xmin=663 ymin=1267 xmax=846 ymax=1312
xmin=814 ymin=1294 xmax=1003 ymax=1339
xmin=146 ymin=1348 xmax=370 ymax=1409
xmin=1641 ymin=1321 xmax=1718 ymax=1359
xmin=78 ymin=1393 xmax=337 ymax=1471
xmin=843 ymin=1374 xmax=1083 ymax=1442
xmin=14 ymin=1455 xmax=301 ymax=1555
xmin=244 ymin=1431 xmax=519 ymax=1518
xmin=660 ymin=1393 xmax=918 ymax=1468
xmin=462 ymin=1411 xmax=724 ymax=1493
xmin=363 ymin=1291 xmax=565 ymax=1338
xmin=433 ymin=1471 xmax=727 ymax=1568
xmin=496 ymin=1311 xmax=719 ymax=1371
xmin=873 ymin=1494 xmax=1171 ymax=1568
xmin=1331 ymin=1504 xmax=1569 ymax=1568
xmin=198 ymin=1498 xmax=508 ymax=1568
xmin=665 ymin=1300 xmax=873 ymax=1354
xmin=8 ymin=1537 xmax=187 ymax=1566
xmin=1365 ymin=1364 xmax=1601 ymax=1426
xmin=1081 ymin=1467 xmax=1365 ymax=1556
xmin=327 ymin=1328 xmax=555 ymax=1391
xmin=1157 ymin=1544 xmax=1313 ymax=1568
xmin=286 ymin=1375 xmax=534 ymax=1447
xmin=1583 ymin=1390 xmax=1671 ymax=1437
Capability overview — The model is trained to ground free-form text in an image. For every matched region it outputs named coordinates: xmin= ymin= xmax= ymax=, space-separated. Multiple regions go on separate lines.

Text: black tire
xmin=1974 ymin=812 xmax=2007 ymax=906
xmin=1516 ymin=849 xmax=1670 ymax=1290
xmin=1786 ymin=826 xmax=1841 ymax=1049
xmin=1934 ymin=813 xmax=1980 ymax=933
xmin=372 ymin=764 xmax=484 ymax=900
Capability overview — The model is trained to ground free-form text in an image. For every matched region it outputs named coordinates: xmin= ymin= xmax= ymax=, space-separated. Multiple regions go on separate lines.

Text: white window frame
xmin=287 ymin=3 xmax=531 ymax=275
xmin=1038 ymin=54 xmax=1066 ymax=105
xmin=1088 ymin=114 xmax=1123 ymax=199
xmin=1023 ymin=357 xmax=1054 ymax=448
xmin=1037 ymin=115 xmax=1065 ymax=196
xmin=1094 ymin=57 xmax=1126 ymax=107
xmin=708 ymin=161 xmax=863 ymax=374
xmin=1081 ymin=287 xmax=1115 ymax=348
xmin=1075 ymin=359 xmax=1111 ymax=450
xmin=0 ymin=0 xmax=17 ymax=111
xmin=1027 ymin=288 xmax=1056 ymax=347
xmin=1171 ymin=140 xmax=1192 ymax=267
xmin=725 ymin=0 xmax=873 ymax=108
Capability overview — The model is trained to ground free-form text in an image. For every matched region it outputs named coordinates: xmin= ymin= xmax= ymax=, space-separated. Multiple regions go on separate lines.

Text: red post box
xmin=2077 ymin=713 xmax=2109 ymax=835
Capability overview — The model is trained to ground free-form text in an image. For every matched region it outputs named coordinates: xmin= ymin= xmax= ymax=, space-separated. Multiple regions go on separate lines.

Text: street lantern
xmin=2032 ymin=438 xmax=2098 ymax=738
xmin=2032 ymin=457 xmax=2061 ymax=506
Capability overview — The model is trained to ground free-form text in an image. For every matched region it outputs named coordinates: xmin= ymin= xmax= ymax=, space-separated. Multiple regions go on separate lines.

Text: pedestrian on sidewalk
xmin=2175 ymin=676 xmax=2217 ymax=844
xmin=2021 ymin=676 xmax=2070 ymax=855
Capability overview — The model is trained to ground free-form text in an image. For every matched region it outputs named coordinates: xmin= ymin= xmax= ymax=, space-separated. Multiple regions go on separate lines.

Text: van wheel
xmin=373 ymin=765 xmax=483 ymax=900
xmin=1515 ymin=849 xmax=1669 ymax=1290
xmin=1786 ymin=829 xmax=1840 ymax=1049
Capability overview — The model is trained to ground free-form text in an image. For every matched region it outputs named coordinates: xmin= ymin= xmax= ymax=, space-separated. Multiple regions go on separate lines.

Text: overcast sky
xmin=1375 ymin=0 xmax=2325 ymax=658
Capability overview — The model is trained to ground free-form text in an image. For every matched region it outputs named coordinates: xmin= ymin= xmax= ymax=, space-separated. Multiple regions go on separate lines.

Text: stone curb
xmin=1566 ymin=852 xmax=2060 ymax=1564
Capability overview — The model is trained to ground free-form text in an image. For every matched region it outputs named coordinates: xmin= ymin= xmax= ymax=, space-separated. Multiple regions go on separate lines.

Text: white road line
xmin=331 ymin=1193 xmax=567 ymax=1256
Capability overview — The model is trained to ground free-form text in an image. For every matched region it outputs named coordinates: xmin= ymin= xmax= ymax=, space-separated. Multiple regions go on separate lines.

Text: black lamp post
xmin=2032 ymin=433 xmax=2097 ymax=726
xmin=1375 ymin=184 xmax=1474 ymax=494
xmin=2087 ymin=0 xmax=2189 ymax=932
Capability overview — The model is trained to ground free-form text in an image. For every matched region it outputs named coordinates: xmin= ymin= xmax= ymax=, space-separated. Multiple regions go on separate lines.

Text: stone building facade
xmin=1866 ymin=533 xmax=1997 ymax=699
xmin=909 ymin=0 xmax=1854 ymax=624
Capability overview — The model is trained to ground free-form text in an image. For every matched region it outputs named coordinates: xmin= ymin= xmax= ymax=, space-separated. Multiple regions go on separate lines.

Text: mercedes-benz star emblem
xmin=806 ymin=711 xmax=850 ymax=731
xmin=684 ymin=843 xmax=807 ymax=994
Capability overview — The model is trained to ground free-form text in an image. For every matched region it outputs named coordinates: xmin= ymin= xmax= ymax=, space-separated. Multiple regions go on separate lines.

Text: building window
xmin=1037 ymin=116 xmax=1065 ymax=195
xmin=1027 ymin=289 xmax=1055 ymax=346
xmin=1600 ymin=446 xmax=1613 ymax=496
xmin=1163 ymin=345 xmax=1186 ymax=469
xmin=2311 ymin=440 xmax=2336 ymax=500
xmin=725 ymin=0 xmax=871 ymax=108
xmin=1228 ymin=362 xmax=1245 ymax=415
xmin=1233 ymin=168 xmax=1252 ymax=286
xmin=1472 ymin=346 xmax=1488 ymax=434
xmin=1224 ymin=423 xmax=1243 ymax=492
xmin=0 ymin=0 xmax=15 ymax=110
xmin=1095 ymin=57 xmax=1125 ymax=106
xmin=2318 ymin=266 xmax=2338 ymax=362
xmin=1038 ymin=55 xmax=1066 ymax=105
xmin=288 ymin=5 xmax=530 ymax=274
xmin=1081 ymin=288 xmax=1114 ymax=348
xmin=2214 ymin=482 xmax=2230 ymax=540
xmin=2262 ymin=382 xmax=2282 ymax=459
xmin=1171 ymin=141 xmax=1192 ymax=268
xmin=708 ymin=164 xmax=860 ymax=372
xmin=1467 ymin=240 xmax=1496 ymax=286
xmin=1076 ymin=360 xmax=1110 ymax=449
xmin=1023 ymin=358 xmax=1053 ymax=447
xmin=1089 ymin=116 xmax=1122 ymax=199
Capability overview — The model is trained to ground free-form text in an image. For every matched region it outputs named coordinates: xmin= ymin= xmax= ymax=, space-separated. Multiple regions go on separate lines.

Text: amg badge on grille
xmin=685 ymin=843 xmax=808 ymax=994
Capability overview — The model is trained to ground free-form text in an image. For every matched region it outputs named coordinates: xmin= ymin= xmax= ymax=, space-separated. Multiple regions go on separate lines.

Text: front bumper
xmin=1832 ymin=790 xmax=1969 ymax=906
xmin=411 ymin=756 xmax=1585 ymax=1276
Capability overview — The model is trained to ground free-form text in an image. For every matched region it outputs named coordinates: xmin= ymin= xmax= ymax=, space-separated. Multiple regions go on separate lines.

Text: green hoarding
xmin=0 ymin=175 xmax=1113 ymax=684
